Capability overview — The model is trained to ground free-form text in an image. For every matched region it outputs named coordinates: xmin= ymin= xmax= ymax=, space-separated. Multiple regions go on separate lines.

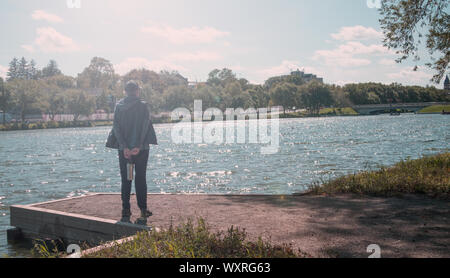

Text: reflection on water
xmin=0 ymin=113 xmax=449 ymax=256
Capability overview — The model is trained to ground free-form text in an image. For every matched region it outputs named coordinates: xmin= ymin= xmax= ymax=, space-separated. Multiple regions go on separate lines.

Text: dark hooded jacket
xmin=106 ymin=96 xmax=157 ymax=150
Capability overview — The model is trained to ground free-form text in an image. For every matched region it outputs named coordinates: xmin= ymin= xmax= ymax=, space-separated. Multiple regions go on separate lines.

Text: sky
xmin=0 ymin=0 xmax=446 ymax=87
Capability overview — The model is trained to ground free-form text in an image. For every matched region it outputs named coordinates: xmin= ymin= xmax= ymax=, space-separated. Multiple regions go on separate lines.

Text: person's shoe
xmin=140 ymin=209 xmax=152 ymax=218
xmin=122 ymin=208 xmax=132 ymax=218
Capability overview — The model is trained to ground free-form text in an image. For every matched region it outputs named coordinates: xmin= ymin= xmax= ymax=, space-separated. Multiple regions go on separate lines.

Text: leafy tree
xmin=379 ymin=0 xmax=449 ymax=83
xmin=270 ymin=83 xmax=299 ymax=115
xmin=0 ymin=77 xmax=13 ymax=124
xmin=159 ymin=71 xmax=189 ymax=88
xmin=7 ymin=79 xmax=42 ymax=122
xmin=218 ymin=68 xmax=237 ymax=85
xmin=17 ymin=57 xmax=29 ymax=80
xmin=300 ymin=82 xmax=334 ymax=115
xmin=238 ymin=78 xmax=250 ymax=91
xmin=342 ymin=82 xmax=448 ymax=104
xmin=162 ymin=85 xmax=193 ymax=111
xmin=123 ymin=69 xmax=165 ymax=93
xmin=66 ymin=90 xmax=95 ymax=121
xmin=231 ymin=92 xmax=253 ymax=109
xmin=331 ymin=86 xmax=352 ymax=107
xmin=264 ymin=74 xmax=307 ymax=91
xmin=248 ymin=86 xmax=270 ymax=108
xmin=95 ymin=92 xmax=117 ymax=120
xmin=221 ymin=81 xmax=243 ymax=109
xmin=223 ymin=81 xmax=242 ymax=97
xmin=207 ymin=68 xmax=237 ymax=87
xmin=77 ymin=57 xmax=118 ymax=95
xmin=42 ymin=60 xmax=62 ymax=78
xmin=141 ymin=84 xmax=164 ymax=114
xmin=7 ymin=57 xmax=19 ymax=81
xmin=44 ymin=85 xmax=67 ymax=121
xmin=45 ymin=75 xmax=76 ymax=89
xmin=207 ymin=69 xmax=221 ymax=86
xmin=192 ymin=85 xmax=220 ymax=109
xmin=29 ymin=59 xmax=40 ymax=80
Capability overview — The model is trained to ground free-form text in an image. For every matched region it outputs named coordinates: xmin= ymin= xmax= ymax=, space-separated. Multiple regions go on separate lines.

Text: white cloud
xmin=321 ymin=41 xmax=390 ymax=56
xmin=0 ymin=65 xmax=7 ymax=79
xmin=313 ymin=41 xmax=391 ymax=68
xmin=21 ymin=44 xmax=35 ymax=53
xmin=168 ymin=51 xmax=222 ymax=62
xmin=331 ymin=25 xmax=383 ymax=41
xmin=31 ymin=10 xmax=63 ymax=23
xmin=114 ymin=57 xmax=186 ymax=75
xmin=387 ymin=68 xmax=432 ymax=83
xmin=29 ymin=27 xmax=80 ymax=53
xmin=378 ymin=58 xmax=396 ymax=66
xmin=141 ymin=25 xmax=230 ymax=44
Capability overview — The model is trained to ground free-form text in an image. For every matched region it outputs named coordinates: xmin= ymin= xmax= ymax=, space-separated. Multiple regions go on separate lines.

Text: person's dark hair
xmin=125 ymin=80 xmax=140 ymax=96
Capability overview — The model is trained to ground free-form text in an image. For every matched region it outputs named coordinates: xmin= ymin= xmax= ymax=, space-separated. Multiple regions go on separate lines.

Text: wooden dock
xmin=8 ymin=193 xmax=450 ymax=257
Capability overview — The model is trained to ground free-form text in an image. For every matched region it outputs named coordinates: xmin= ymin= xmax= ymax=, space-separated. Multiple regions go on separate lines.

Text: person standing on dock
xmin=106 ymin=80 xmax=157 ymax=220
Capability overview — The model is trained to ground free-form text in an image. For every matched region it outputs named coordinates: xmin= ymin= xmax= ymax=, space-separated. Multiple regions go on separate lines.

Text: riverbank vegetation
xmin=84 ymin=218 xmax=302 ymax=258
xmin=417 ymin=105 xmax=450 ymax=114
xmin=281 ymin=107 xmax=359 ymax=118
xmin=34 ymin=218 xmax=304 ymax=258
xmin=0 ymin=120 xmax=112 ymax=131
xmin=307 ymin=153 xmax=450 ymax=199
xmin=1 ymin=58 xmax=449 ymax=128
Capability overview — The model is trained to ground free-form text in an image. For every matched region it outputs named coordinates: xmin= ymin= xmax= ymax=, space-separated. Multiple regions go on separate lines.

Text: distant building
xmin=290 ymin=69 xmax=323 ymax=83
xmin=444 ymin=75 xmax=450 ymax=91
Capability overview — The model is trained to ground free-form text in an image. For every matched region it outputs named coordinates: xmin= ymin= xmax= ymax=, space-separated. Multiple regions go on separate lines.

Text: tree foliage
xmin=379 ymin=0 xmax=449 ymax=83
xmin=6 ymin=79 xmax=43 ymax=122
xmin=270 ymin=83 xmax=299 ymax=115
xmin=66 ymin=90 xmax=95 ymax=121
xmin=41 ymin=60 xmax=62 ymax=78
xmin=299 ymin=82 xmax=334 ymax=115
xmin=0 ymin=77 xmax=12 ymax=124
xmin=1 ymin=56 xmax=448 ymax=123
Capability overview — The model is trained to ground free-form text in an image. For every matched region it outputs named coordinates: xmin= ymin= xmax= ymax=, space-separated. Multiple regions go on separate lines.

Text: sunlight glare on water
xmin=0 ymin=114 xmax=448 ymax=256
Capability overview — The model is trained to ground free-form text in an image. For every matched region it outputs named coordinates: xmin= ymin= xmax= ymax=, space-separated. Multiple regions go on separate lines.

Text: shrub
xmin=83 ymin=218 xmax=304 ymax=258
xmin=307 ymin=153 xmax=450 ymax=198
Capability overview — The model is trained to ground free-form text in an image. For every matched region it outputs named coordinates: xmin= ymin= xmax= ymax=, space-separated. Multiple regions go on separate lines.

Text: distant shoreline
xmin=1 ymin=107 xmax=449 ymax=132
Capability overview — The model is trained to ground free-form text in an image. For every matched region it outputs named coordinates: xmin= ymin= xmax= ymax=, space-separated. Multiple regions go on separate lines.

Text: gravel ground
xmin=35 ymin=193 xmax=450 ymax=258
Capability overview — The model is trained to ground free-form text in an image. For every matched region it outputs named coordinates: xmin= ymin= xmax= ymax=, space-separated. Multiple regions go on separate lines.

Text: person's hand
xmin=124 ymin=148 xmax=131 ymax=159
xmin=130 ymin=148 xmax=140 ymax=156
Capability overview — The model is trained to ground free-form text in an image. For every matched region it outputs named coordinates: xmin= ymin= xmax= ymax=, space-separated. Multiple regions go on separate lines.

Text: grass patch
xmin=282 ymin=107 xmax=359 ymax=118
xmin=0 ymin=120 xmax=113 ymax=131
xmin=279 ymin=111 xmax=303 ymax=118
xmin=319 ymin=107 xmax=358 ymax=116
xmin=418 ymin=105 xmax=450 ymax=114
xmin=82 ymin=218 xmax=306 ymax=258
xmin=308 ymin=153 xmax=450 ymax=198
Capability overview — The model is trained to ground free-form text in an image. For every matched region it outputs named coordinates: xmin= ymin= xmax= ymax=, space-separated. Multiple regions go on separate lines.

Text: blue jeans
xmin=118 ymin=149 xmax=149 ymax=211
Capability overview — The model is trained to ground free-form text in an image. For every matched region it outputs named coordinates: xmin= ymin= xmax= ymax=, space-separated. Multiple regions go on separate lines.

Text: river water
xmin=0 ymin=114 xmax=448 ymax=256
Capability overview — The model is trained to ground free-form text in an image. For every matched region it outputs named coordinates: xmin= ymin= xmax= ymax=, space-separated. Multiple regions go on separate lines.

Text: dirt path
xmin=36 ymin=194 xmax=450 ymax=258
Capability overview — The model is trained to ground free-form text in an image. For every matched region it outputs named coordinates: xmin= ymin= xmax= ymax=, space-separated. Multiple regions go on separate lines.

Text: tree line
xmin=0 ymin=56 xmax=448 ymax=124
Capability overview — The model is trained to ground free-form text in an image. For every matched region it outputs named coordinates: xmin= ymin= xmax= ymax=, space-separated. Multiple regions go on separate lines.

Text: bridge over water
xmin=352 ymin=102 xmax=449 ymax=115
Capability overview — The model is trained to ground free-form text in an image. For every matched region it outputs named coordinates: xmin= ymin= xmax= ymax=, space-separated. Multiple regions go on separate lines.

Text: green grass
xmin=319 ymin=107 xmax=358 ymax=115
xmin=418 ymin=105 xmax=450 ymax=114
xmin=82 ymin=218 xmax=306 ymax=258
xmin=308 ymin=153 xmax=450 ymax=198
xmin=281 ymin=107 xmax=359 ymax=118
